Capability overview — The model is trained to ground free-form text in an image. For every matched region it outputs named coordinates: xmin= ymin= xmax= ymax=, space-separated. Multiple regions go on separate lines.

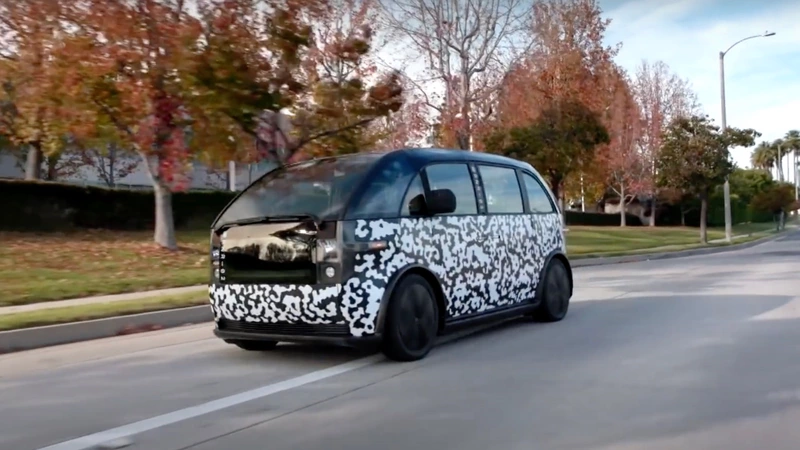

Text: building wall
xmin=0 ymin=150 xmax=278 ymax=191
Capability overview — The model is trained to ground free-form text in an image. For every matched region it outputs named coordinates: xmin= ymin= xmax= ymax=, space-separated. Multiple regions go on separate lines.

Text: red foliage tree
xmin=632 ymin=60 xmax=699 ymax=226
xmin=595 ymin=66 xmax=646 ymax=226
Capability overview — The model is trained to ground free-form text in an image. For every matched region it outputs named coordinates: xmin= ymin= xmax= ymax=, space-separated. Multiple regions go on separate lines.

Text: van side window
xmin=521 ymin=172 xmax=556 ymax=213
xmin=478 ymin=165 xmax=524 ymax=214
xmin=401 ymin=174 xmax=425 ymax=216
xmin=424 ymin=163 xmax=478 ymax=215
xmin=349 ymin=159 xmax=414 ymax=219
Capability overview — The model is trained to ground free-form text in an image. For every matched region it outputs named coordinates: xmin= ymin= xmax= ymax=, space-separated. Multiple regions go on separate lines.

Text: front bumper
xmin=213 ymin=319 xmax=381 ymax=348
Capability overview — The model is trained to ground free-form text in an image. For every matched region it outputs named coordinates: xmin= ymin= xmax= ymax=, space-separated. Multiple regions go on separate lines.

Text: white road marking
xmin=750 ymin=297 xmax=800 ymax=321
xmin=37 ymin=354 xmax=384 ymax=450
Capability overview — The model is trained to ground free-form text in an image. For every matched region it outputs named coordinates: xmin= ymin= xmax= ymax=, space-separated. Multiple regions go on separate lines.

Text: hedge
xmin=0 ymin=179 xmax=236 ymax=231
xmin=565 ymin=210 xmax=643 ymax=226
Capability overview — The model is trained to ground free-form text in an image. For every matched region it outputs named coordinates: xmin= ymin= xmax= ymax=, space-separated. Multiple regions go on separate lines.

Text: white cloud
xmin=604 ymin=0 xmax=800 ymax=169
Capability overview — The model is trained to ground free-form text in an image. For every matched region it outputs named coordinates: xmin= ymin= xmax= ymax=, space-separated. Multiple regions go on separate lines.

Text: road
xmin=2 ymin=232 xmax=800 ymax=450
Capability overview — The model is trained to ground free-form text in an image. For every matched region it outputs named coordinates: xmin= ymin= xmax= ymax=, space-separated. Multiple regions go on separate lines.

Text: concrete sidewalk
xmin=0 ymin=285 xmax=207 ymax=316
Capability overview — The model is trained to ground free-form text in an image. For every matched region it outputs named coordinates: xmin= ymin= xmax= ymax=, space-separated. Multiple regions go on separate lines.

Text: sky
xmin=377 ymin=0 xmax=800 ymax=177
xmin=602 ymin=0 xmax=800 ymax=173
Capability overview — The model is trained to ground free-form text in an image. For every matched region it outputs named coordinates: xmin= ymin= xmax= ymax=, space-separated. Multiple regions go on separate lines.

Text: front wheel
xmin=531 ymin=258 xmax=571 ymax=322
xmin=382 ymin=274 xmax=439 ymax=362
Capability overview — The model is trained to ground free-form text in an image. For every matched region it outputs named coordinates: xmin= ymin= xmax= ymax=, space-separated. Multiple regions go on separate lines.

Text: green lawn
xmin=0 ymin=221 xmax=783 ymax=306
xmin=0 ymin=229 xmax=210 ymax=307
xmin=566 ymin=222 xmax=777 ymax=257
xmin=0 ymin=291 xmax=207 ymax=331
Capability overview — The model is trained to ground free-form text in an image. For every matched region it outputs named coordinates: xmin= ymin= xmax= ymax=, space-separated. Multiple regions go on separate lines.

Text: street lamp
xmin=719 ymin=31 xmax=776 ymax=242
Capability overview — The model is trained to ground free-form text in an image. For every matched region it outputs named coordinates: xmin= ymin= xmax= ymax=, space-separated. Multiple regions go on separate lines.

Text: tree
xmin=750 ymin=182 xmax=796 ymax=231
xmin=61 ymin=0 xmax=206 ymax=249
xmin=657 ymin=115 xmax=759 ymax=243
xmin=184 ymin=0 xmax=404 ymax=163
xmin=485 ymin=99 xmax=610 ymax=211
xmin=0 ymin=0 xmax=83 ymax=180
xmin=729 ymin=167 xmax=774 ymax=204
xmin=490 ymin=0 xmax=618 ymax=210
xmin=62 ymin=0 xmax=402 ymax=249
xmin=782 ymin=130 xmax=800 ymax=186
xmin=369 ymin=89 xmax=430 ymax=150
xmin=750 ymin=141 xmax=776 ymax=172
xmin=78 ymin=143 xmax=140 ymax=187
xmin=595 ymin=66 xmax=644 ymax=226
xmin=379 ymin=0 xmax=532 ymax=150
xmin=632 ymin=60 xmax=698 ymax=226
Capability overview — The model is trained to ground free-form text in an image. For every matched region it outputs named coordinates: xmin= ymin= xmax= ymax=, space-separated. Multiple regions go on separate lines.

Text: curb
xmin=2 ymin=228 xmax=795 ymax=354
xmin=570 ymin=228 xmax=792 ymax=268
xmin=0 ymin=306 xmax=213 ymax=354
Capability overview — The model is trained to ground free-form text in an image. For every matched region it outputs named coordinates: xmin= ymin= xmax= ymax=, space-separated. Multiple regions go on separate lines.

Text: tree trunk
xmin=108 ymin=143 xmax=116 ymax=187
xmin=140 ymin=151 xmax=178 ymax=250
xmin=24 ymin=143 xmax=43 ymax=180
xmin=619 ymin=184 xmax=626 ymax=227
xmin=649 ymin=195 xmax=657 ymax=227
xmin=680 ymin=209 xmax=686 ymax=226
xmin=153 ymin=181 xmax=177 ymax=250
xmin=45 ymin=155 xmax=58 ymax=181
xmin=699 ymin=191 xmax=708 ymax=244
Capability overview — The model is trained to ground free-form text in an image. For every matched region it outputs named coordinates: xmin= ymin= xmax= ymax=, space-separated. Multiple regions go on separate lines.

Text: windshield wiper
xmin=215 ymin=214 xmax=321 ymax=234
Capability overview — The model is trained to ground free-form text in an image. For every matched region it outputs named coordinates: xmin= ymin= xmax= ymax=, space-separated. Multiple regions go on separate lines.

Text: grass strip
xmin=0 ymin=292 xmax=208 ymax=332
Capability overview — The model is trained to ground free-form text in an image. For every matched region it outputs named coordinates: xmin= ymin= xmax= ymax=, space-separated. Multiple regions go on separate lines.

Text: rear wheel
xmin=382 ymin=274 xmax=439 ymax=362
xmin=229 ymin=340 xmax=279 ymax=351
xmin=531 ymin=258 xmax=571 ymax=322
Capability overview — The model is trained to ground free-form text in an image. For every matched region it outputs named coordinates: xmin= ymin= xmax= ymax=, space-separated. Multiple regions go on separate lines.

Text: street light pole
xmin=718 ymin=31 xmax=775 ymax=243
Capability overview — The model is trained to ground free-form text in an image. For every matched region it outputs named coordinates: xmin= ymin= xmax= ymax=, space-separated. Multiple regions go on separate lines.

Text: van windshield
xmin=214 ymin=154 xmax=382 ymax=228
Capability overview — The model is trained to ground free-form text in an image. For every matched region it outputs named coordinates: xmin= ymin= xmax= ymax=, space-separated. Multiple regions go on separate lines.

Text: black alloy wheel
xmin=532 ymin=258 xmax=571 ymax=322
xmin=382 ymin=274 xmax=439 ymax=362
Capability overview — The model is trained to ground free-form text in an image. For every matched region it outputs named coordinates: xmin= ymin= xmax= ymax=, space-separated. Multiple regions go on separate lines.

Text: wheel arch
xmin=543 ymin=249 xmax=573 ymax=296
xmin=374 ymin=264 xmax=447 ymax=335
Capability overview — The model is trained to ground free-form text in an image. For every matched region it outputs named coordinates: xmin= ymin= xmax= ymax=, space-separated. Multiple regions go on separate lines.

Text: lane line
xmin=37 ymin=354 xmax=384 ymax=450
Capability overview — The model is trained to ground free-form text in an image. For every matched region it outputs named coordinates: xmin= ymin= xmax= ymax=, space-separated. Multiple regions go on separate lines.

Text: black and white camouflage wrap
xmin=210 ymin=213 xmax=565 ymax=338
xmin=209 ymin=284 xmax=344 ymax=324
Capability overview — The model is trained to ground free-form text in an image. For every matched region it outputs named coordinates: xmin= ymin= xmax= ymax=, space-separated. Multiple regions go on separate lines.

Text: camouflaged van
xmin=209 ymin=148 xmax=573 ymax=361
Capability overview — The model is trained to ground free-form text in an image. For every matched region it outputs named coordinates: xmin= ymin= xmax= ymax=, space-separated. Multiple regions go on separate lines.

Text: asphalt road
xmin=2 ymin=232 xmax=800 ymax=450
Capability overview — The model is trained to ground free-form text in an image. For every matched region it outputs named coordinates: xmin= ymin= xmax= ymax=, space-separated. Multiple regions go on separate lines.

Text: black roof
xmin=284 ymin=147 xmax=536 ymax=174
xmin=383 ymin=147 xmax=534 ymax=172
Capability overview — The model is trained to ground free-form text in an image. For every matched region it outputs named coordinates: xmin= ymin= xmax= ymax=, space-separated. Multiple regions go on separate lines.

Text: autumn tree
xmin=632 ymin=59 xmax=698 ymax=226
xmin=0 ymin=0 xmax=84 ymax=180
xmin=490 ymin=0 xmax=619 ymax=213
xmin=379 ymin=0 xmax=532 ymax=150
xmin=184 ymin=0 xmax=404 ymax=164
xmin=369 ymin=89 xmax=430 ymax=150
xmin=595 ymin=66 xmax=644 ymax=226
xmin=485 ymin=98 xmax=610 ymax=211
xmin=657 ymin=115 xmax=759 ymax=243
xmin=77 ymin=143 xmax=140 ymax=187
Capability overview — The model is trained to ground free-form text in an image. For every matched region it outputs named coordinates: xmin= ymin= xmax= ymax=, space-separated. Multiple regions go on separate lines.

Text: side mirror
xmin=408 ymin=189 xmax=457 ymax=216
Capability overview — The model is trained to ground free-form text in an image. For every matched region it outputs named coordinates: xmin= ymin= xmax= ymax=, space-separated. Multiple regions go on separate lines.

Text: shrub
xmin=0 ymin=179 xmax=235 ymax=231
xmin=565 ymin=211 xmax=643 ymax=226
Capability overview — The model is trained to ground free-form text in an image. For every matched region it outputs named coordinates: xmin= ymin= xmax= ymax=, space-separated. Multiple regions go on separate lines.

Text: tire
xmin=382 ymin=274 xmax=439 ymax=362
xmin=230 ymin=340 xmax=279 ymax=351
xmin=531 ymin=258 xmax=571 ymax=322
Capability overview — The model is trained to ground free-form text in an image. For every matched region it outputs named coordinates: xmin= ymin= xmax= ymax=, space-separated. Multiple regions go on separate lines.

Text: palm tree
xmin=783 ymin=130 xmax=800 ymax=188
xmin=772 ymin=138 xmax=786 ymax=181
xmin=751 ymin=141 xmax=776 ymax=172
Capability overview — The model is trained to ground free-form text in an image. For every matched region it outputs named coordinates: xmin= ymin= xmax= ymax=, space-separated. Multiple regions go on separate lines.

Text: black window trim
xmin=518 ymin=169 xmax=558 ymax=215
xmin=473 ymin=162 xmax=527 ymax=216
